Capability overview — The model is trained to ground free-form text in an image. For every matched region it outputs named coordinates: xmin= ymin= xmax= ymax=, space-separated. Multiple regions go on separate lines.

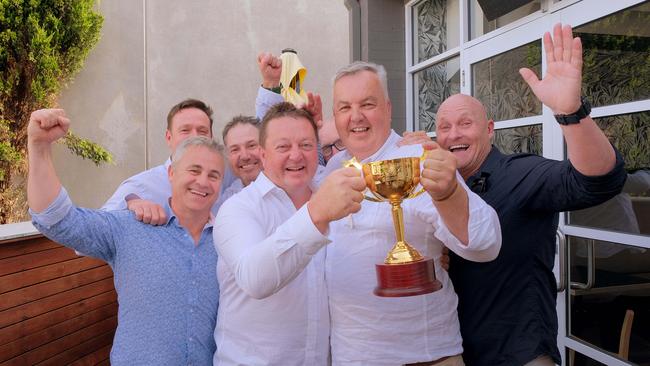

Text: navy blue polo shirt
xmin=449 ymin=146 xmax=626 ymax=366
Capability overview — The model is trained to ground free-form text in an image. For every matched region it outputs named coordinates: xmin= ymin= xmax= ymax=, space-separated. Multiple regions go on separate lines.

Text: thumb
xmin=519 ymin=68 xmax=540 ymax=90
xmin=422 ymin=141 xmax=440 ymax=151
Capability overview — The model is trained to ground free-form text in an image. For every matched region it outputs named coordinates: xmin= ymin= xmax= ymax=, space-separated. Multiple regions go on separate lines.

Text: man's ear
xmin=165 ymin=129 xmax=173 ymax=149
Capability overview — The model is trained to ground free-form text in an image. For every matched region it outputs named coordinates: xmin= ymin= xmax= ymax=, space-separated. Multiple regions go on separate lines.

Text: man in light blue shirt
xmin=27 ymin=108 xmax=224 ymax=365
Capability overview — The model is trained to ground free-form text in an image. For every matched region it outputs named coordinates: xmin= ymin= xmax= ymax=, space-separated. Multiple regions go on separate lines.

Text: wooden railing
xmin=0 ymin=233 xmax=117 ymax=365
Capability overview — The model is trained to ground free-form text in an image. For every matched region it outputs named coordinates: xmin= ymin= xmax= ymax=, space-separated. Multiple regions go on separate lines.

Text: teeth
xmin=240 ymin=163 xmax=257 ymax=170
xmin=351 ymin=127 xmax=368 ymax=132
xmin=449 ymin=144 xmax=469 ymax=152
xmin=190 ymin=189 xmax=208 ymax=197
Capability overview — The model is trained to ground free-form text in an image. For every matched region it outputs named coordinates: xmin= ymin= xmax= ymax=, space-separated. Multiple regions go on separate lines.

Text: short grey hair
xmin=333 ymin=61 xmax=389 ymax=99
xmin=171 ymin=136 xmax=224 ymax=169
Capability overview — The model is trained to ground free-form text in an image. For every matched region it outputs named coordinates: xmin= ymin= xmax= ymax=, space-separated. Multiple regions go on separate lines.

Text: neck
xmin=170 ymin=198 xmax=210 ymax=244
xmin=287 ymin=187 xmax=312 ymax=209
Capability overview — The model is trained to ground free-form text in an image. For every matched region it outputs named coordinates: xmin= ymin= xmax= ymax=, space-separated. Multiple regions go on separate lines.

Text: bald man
xmin=435 ymin=24 xmax=627 ymax=366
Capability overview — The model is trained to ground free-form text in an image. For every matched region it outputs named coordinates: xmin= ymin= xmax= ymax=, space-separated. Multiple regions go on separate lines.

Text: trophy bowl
xmin=361 ymin=157 xmax=442 ymax=297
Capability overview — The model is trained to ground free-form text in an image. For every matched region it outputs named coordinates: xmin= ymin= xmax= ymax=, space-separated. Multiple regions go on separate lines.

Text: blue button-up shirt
xmin=31 ymin=188 xmax=219 ymax=366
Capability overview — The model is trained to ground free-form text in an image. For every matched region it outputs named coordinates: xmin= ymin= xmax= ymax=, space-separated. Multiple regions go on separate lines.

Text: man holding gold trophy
xmin=323 ymin=61 xmax=502 ymax=366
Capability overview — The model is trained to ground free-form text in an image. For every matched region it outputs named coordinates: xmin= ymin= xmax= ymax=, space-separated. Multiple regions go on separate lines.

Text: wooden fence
xmin=0 ymin=234 xmax=117 ymax=365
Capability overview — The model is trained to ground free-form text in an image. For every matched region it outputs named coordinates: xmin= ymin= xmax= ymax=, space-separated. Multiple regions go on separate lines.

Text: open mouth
xmin=239 ymin=162 xmax=259 ymax=171
xmin=351 ymin=127 xmax=369 ymax=133
xmin=286 ymin=166 xmax=305 ymax=172
xmin=189 ymin=189 xmax=209 ymax=197
xmin=449 ymin=144 xmax=469 ymax=152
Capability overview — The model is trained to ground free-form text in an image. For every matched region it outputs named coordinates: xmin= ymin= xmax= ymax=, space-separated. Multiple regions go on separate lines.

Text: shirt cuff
xmin=274 ymin=204 xmax=331 ymax=257
xmin=29 ymin=187 xmax=73 ymax=229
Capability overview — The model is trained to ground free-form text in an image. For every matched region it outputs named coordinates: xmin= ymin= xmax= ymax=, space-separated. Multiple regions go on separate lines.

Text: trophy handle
xmin=364 ymin=189 xmax=383 ymax=202
xmin=407 ymin=187 xmax=426 ymax=199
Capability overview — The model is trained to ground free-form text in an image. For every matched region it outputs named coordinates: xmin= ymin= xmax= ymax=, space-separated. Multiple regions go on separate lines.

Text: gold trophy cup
xmin=347 ymin=156 xmax=442 ymax=297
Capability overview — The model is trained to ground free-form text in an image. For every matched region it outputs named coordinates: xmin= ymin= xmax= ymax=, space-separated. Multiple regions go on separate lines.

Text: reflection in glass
xmin=569 ymin=112 xmax=650 ymax=236
xmin=413 ymin=0 xmax=459 ymax=64
xmin=493 ymin=124 xmax=542 ymax=155
xmin=576 ymin=2 xmax=650 ymax=107
xmin=568 ymin=237 xmax=650 ymax=365
xmin=469 ymin=0 xmax=540 ymax=40
xmin=414 ymin=57 xmax=460 ymax=132
xmin=472 ymin=41 xmax=542 ymax=121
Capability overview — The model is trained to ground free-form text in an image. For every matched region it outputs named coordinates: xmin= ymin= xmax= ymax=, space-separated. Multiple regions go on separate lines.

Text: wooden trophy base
xmin=374 ymin=257 xmax=442 ymax=297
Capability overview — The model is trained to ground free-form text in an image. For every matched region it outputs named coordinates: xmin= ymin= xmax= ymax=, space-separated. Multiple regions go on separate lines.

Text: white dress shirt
xmin=213 ymin=170 xmax=331 ymax=366
xmin=323 ymin=131 xmax=502 ymax=365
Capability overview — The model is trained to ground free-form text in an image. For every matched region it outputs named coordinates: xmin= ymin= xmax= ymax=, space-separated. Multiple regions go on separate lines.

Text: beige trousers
xmin=404 ymin=355 xmax=465 ymax=366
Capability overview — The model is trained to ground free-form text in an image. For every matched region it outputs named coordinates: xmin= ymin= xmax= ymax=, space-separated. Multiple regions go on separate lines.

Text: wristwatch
xmin=554 ymin=96 xmax=591 ymax=125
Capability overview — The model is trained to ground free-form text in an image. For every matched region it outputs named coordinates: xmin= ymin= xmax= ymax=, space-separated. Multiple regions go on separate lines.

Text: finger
xmin=150 ymin=208 xmax=160 ymax=226
xmin=341 ymin=166 xmax=362 ymax=177
xmin=553 ymin=23 xmax=564 ymax=63
xmin=543 ymin=31 xmax=554 ymax=64
xmin=134 ymin=207 xmax=144 ymax=222
xmin=519 ymin=68 xmax=540 ymax=92
xmin=571 ymin=36 xmax=583 ymax=71
xmin=562 ymin=24 xmax=573 ymax=62
xmin=422 ymin=141 xmax=440 ymax=151
xmin=58 ymin=116 xmax=71 ymax=132
xmin=349 ymin=176 xmax=367 ymax=191
xmin=141 ymin=208 xmax=152 ymax=224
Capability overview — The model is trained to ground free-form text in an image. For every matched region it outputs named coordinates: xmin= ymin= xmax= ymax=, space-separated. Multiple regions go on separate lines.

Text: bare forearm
xmin=562 ymin=117 xmax=615 ymax=176
xmin=27 ymin=141 xmax=62 ymax=213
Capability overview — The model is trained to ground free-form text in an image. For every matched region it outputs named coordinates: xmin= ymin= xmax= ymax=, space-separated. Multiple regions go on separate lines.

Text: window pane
xmin=493 ymin=124 xmax=542 ymax=155
xmin=568 ymin=237 xmax=650 ymax=365
xmin=568 ymin=111 xmax=650 ymax=236
xmin=576 ymin=2 xmax=650 ymax=107
xmin=414 ymin=57 xmax=461 ymax=132
xmin=413 ymin=0 xmax=459 ymax=64
xmin=472 ymin=41 xmax=542 ymax=121
xmin=469 ymin=0 xmax=540 ymax=40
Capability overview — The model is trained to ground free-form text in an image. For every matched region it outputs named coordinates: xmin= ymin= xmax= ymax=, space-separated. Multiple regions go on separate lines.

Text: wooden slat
xmin=0 ymin=256 xmax=106 ymax=294
xmin=67 ymin=344 xmax=111 ymax=366
xmin=0 ymin=290 xmax=116 ymax=345
xmin=0 ymin=237 xmax=60 ymax=260
xmin=0 ymin=247 xmax=78 ymax=277
xmin=0 ymin=278 xmax=115 ymax=328
xmin=5 ymin=317 xmax=117 ymax=366
xmin=0 ymin=266 xmax=114 ymax=311
xmin=0 ymin=302 xmax=117 ymax=362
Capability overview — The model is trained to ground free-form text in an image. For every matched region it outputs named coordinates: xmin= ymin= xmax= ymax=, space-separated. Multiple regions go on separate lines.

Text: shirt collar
xmin=253 ymin=170 xmax=322 ymax=198
xmin=164 ymin=157 xmax=172 ymax=170
xmin=163 ymin=197 xmax=215 ymax=229
xmin=334 ymin=130 xmax=401 ymax=164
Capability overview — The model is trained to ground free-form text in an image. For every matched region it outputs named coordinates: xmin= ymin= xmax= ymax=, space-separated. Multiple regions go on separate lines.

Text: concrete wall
xmin=54 ymin=0 xmax=350 ymax=208
xmin=358 ymin=0 xmax=406 ymax=134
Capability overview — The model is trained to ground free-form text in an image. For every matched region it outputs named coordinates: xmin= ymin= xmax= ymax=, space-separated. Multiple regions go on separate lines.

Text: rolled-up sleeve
xmin=427 ymin=175 xmax=502 ymax=262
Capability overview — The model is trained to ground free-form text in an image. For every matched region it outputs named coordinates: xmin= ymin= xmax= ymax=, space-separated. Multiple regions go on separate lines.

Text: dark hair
xmin=259 ymin=102 xmax=318 ymax=147
xmin=222 ymin=115 xmax=259 ymax=144
xmin=166 ymin=98 xmax=214 ymax=131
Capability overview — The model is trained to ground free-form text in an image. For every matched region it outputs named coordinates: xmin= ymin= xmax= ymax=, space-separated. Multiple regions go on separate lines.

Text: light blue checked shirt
xmin=31 ymin=188 xmax=219 ymax=366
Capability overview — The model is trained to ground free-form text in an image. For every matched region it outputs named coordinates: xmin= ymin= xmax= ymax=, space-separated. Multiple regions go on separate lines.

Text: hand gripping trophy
xmin=346 ymin=155 xmax=442 ymax=297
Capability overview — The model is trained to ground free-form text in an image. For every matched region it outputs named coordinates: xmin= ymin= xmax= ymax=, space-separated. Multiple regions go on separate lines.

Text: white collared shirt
xmin=213 ymin=170 xmax=331 ymax=366
xmin=322 ymin=131 xmax=502 ymax=365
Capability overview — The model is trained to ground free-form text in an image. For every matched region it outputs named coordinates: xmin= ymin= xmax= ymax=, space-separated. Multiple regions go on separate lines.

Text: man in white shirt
xmin=102 ymin=98 xmax=236 ymax=223
xmin=323 ymin=61 xmax=502 ymax=365
xmin=217 ymin=115 xmax=263 ymax=204
xmin=212 ymin=102 xmax=366 ymax=365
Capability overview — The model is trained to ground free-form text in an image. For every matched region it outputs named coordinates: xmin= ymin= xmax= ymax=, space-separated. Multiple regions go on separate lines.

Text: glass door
xmin=406 ymin=0 xmax=650 ymax=364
